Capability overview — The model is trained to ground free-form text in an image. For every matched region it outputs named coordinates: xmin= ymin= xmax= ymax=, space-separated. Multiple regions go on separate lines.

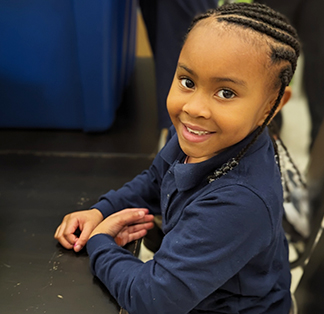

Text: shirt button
xmin=167 ymin=194 xmax=170 ymax=198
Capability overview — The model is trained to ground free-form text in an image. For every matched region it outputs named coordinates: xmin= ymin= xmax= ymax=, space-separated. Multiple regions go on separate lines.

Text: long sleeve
xmin=87 ymin=185 xmax=275 ymax=314
xmin=91 ymin=155 xmax=166 ymax=218
xmin=90 ymin=127 xmax=178 ymax=219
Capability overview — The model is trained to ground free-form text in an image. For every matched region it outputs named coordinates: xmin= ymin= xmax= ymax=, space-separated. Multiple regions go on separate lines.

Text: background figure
xmin=256 ymin=0 xmax=324 ymax=148
xmin=138 ymin=0 xmax=219 ymax=146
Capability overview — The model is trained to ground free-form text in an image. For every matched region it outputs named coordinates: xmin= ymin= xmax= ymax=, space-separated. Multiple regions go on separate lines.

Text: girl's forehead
xmin=183 ymin=20 xmax=270 ymax=64
xmin=188 ymin=17 xmax=269 ymax=49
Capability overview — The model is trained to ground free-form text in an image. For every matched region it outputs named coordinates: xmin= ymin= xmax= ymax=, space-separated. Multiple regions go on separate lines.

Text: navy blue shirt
xmin=87 ymin=127 xmax=291 ymax=314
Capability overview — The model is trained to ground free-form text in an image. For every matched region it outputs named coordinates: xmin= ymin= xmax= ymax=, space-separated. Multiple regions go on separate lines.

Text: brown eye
xmin=180 ymin=78 xmax=195 ymax=89
xmin=217 ymin=89 xmax=235 ymax=99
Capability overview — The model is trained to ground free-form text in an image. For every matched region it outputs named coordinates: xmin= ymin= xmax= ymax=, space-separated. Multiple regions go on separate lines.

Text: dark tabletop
xmin=0 ymin=151 xmax=153 ymax=314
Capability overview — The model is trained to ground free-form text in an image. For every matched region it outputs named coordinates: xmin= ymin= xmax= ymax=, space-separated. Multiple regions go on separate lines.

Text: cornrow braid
xmin=188 ymin=3 xmax=300 ymax=79
xmin=186 ymin=3 xmax=301 ymax=182
xmin=217 ymin=16 xmax=300 ymax=59
xmin=217 ymin=2 xmax=289 ymax=23
xmin=271 ymin=47 xmax=297 ymax=79
xmin=217 ymin=10 xmax=298 ymax=39
xmin=234 ymin=67 xmax=290 ymax=163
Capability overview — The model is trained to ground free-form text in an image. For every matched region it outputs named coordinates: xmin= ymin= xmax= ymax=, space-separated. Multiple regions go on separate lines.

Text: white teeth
xmin=186 ymin=126 xmax=209 ymax=136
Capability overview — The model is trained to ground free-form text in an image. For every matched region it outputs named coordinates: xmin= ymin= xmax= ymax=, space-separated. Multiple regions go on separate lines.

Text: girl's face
xmin=167 ymin=20 xmax=278 ymax=164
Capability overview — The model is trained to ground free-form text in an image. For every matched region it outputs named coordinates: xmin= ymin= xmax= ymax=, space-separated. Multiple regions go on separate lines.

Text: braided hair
xmin=185 ymin=2 xmax=301 ymax=181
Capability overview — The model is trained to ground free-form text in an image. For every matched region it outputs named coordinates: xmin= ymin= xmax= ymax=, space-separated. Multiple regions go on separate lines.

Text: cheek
xmin=166 ymin=96 xmax=176 ymax=118
xmin=166 ymin=83 xmax=175 ymax=111
xmin=253 ymin=103 xmax=270 ymax=126
xmin=213 ymin=106 xmax=261 ymax=133
xmin=167 ymin=89 xmax=183 ymax=117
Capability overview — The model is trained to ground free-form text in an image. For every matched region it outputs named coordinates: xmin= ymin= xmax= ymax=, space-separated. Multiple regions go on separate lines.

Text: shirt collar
xmin=160 ymin=127 xmax=270 ymax=192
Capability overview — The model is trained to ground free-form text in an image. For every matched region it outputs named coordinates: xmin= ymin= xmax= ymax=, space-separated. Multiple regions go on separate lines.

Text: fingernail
xmin=74 ymin=243 xmax=82 ymax=251
xmin=138 ymin=211 xmax=145 ymax=217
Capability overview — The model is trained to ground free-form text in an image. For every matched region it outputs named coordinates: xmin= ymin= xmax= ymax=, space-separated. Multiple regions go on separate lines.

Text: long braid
xmin=236 ymin=67 xmax=291 ymax=162
xmin=186 ymin=3 xmax=301 ymax=182
xmin=235 ymin=77 xmax=287 ymax=163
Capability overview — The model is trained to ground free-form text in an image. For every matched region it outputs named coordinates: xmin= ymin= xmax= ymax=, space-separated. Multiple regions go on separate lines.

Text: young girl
xmin=55 ymin=3 xmax=300 ymax=313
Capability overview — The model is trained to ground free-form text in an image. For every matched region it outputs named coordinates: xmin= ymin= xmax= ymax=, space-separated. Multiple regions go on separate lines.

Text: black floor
xmin=1 ymin=56 xmax=324 ymax=313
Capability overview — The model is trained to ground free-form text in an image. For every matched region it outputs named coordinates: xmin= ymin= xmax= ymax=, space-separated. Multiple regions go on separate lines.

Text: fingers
xmin=114 ymin=221 xmax=154 ymax=246
xmin=73 ymin=224 xmax=94 ymax=252
xmin=89 ymin=209 xmax=154 ymax=240
xmin=54 ymin=219 xmax=78 ymax=249
xmin=109 ymin=208 xmax=150 ymax=219
xmin=122 ymin=229 xmax=150 ymax=244
xmin=127 ymin=221 xmax=155 ymax=234
xmin=55 ymin=220 xmax=90 ymax=252
xmin=117 ymin=211 xmax=154 ymax=230
xmin=54 ymin=209 xmax=104 ymax=252
xmin=55 ymin=209 xmax=154 ymax=251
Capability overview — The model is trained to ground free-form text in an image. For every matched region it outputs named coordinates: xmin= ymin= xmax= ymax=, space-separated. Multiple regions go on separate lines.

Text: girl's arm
xmin=91 ymin=163 xmax=163 ymax=219
xmin=87 ymin=185 xmax=274 ymax=314
xmin=91 ymin=126 xmax=176 ymax=219
xmin=55 ymin=142 xmax=171 ymax=252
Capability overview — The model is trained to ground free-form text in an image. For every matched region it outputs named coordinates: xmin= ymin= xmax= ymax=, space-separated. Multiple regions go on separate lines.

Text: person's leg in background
xmin=298 ymin=0 xmax=324 ymax=148
xmin=139 ymin=0 xmax=219 ymax=149
xmin=255 ymin=0 xmax=324 ymax=149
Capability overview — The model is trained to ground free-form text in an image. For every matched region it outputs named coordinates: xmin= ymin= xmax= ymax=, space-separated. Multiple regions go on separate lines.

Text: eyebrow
xmin=178 ymin=63 xmax=195 ymax=76
xmin=212 ymin=77 xmax=247 ymax=87
xmin=178 ymin=63 xmax=247 ymax=88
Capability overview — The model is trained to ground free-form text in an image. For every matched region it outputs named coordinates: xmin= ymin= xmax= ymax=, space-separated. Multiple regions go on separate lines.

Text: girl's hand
xmin=54 ymin=208 xmax=104 ymax=252
xmin=89 ymin=208 xmax=155 ymax=247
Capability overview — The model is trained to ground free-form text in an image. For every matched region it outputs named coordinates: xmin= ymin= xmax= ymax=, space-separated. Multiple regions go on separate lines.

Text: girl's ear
xmin=276 ymin=85 xmax=292 ymax=112
xmin=258 ymin=86 xmax=292 ymax=126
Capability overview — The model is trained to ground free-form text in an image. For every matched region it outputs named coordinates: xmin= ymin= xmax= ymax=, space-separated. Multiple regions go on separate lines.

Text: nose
xmin=182 ymin=92 xmax=212 ymax=119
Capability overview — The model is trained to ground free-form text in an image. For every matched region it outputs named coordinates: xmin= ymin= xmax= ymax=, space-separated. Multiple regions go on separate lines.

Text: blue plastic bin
xmin=0 ymin=0 xmax=137 ymax=132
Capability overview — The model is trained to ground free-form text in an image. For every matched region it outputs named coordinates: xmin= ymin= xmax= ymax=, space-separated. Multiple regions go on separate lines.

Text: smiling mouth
xmin=186 ymin=126 xmax=211 ymax=136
